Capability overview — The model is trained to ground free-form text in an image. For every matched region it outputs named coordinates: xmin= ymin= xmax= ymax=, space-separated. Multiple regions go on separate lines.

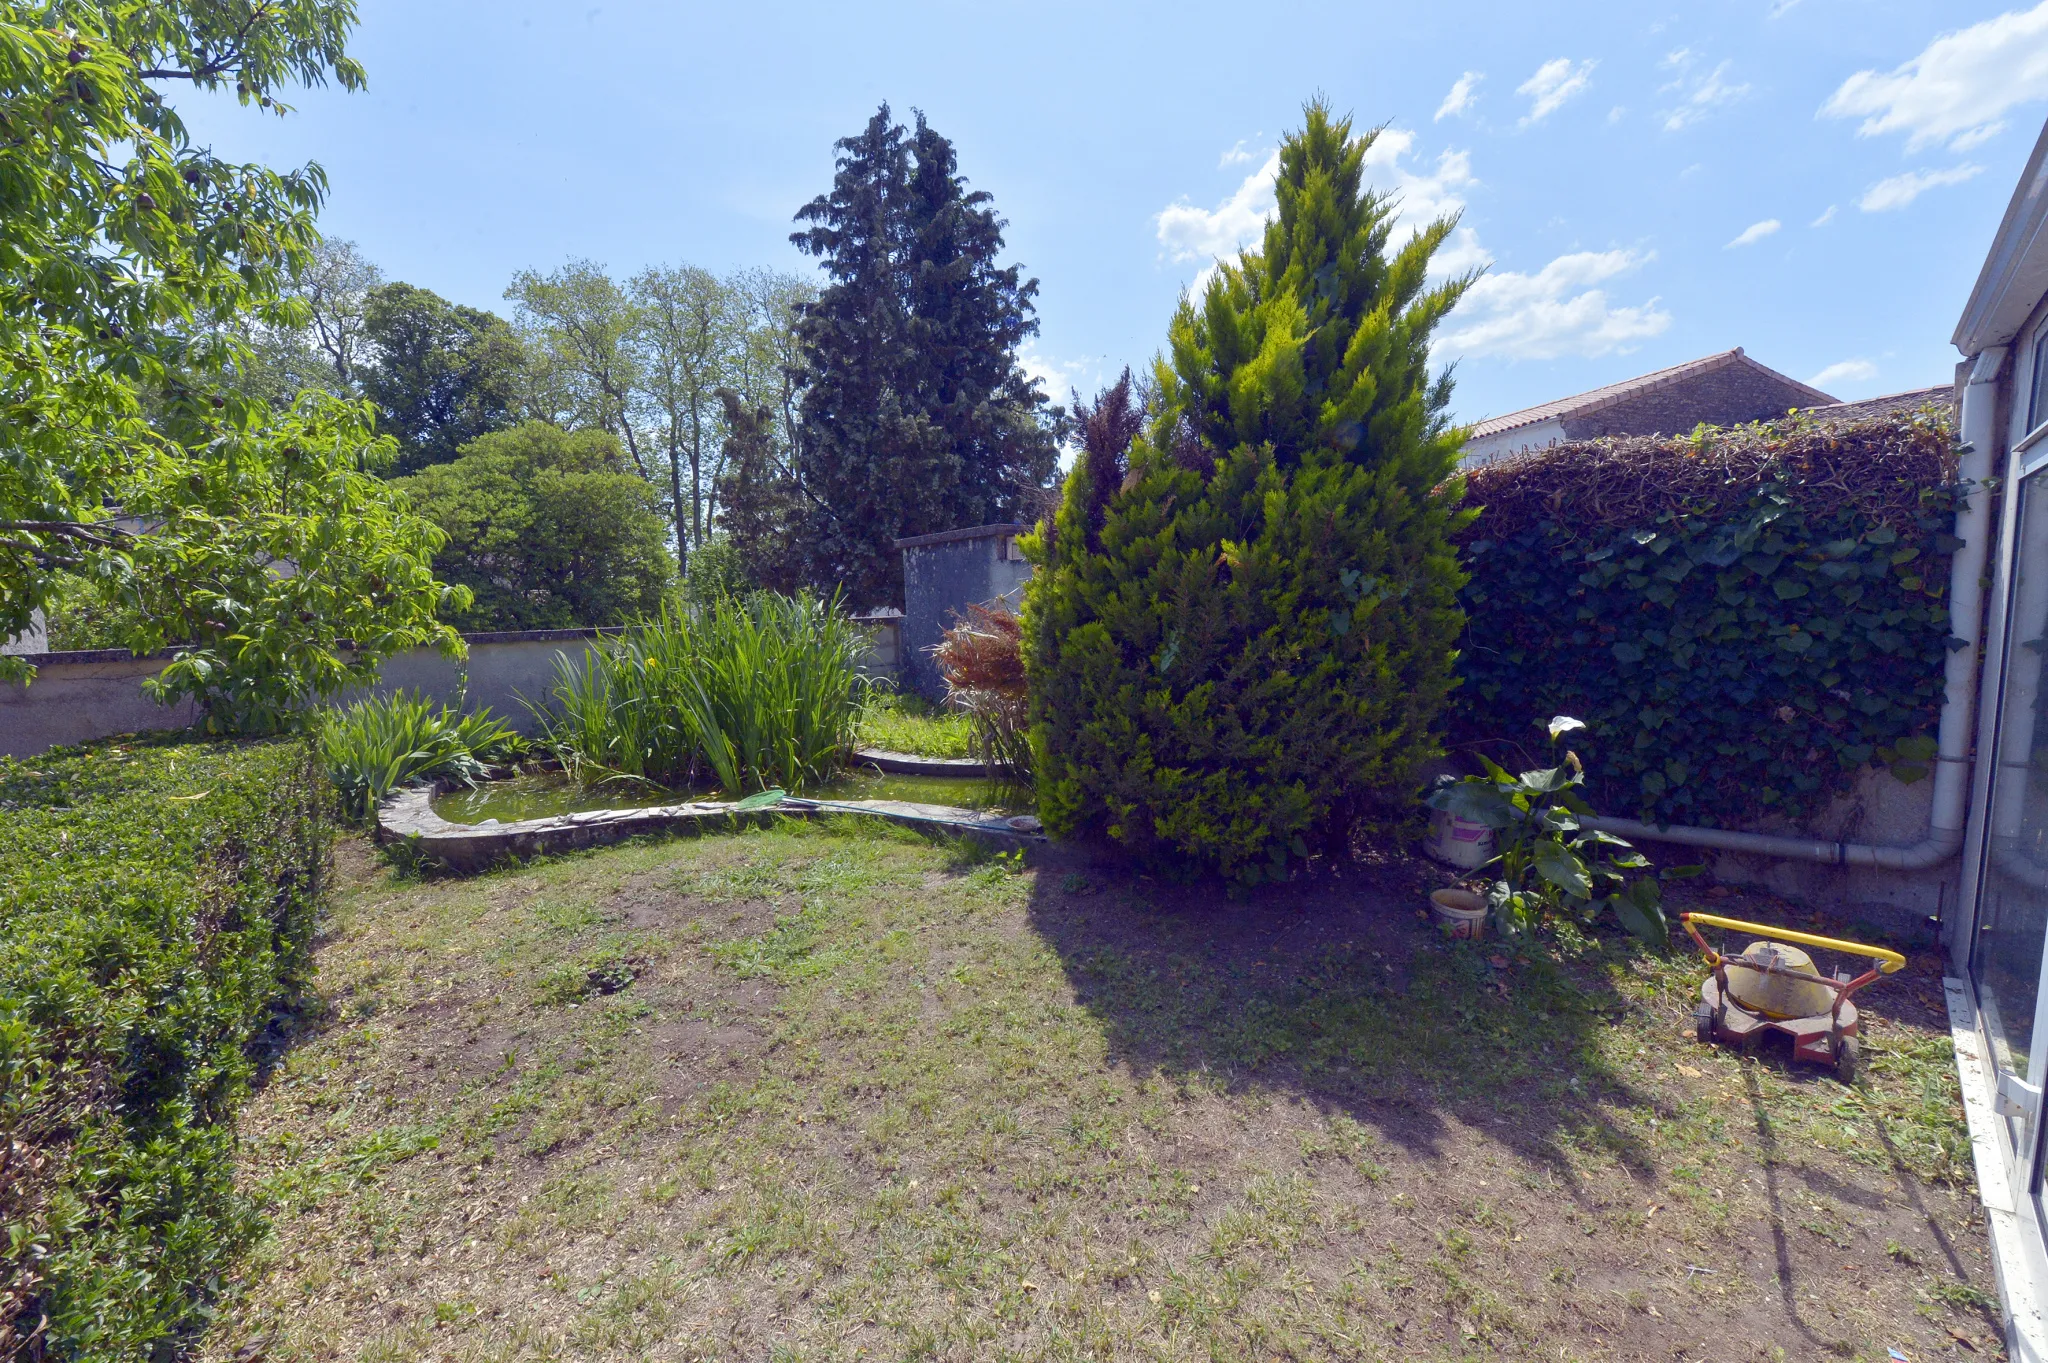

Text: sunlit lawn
xmin=206 ymin=819 xmax=1997 ymax=1362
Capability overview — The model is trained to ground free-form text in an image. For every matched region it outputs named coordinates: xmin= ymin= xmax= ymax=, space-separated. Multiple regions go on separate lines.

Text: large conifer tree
xmin=1023 ymin=102 xmax=1475 ymax=883
xmin=791 ymin=105 xmax=1057 ymax=606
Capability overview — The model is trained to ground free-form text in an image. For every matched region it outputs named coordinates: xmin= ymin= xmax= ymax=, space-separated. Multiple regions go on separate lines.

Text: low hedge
xmin=0 ymin=735 xmax=328 ymax=1359
xmin=1452 ymin=402 xmax=1960 ymax=828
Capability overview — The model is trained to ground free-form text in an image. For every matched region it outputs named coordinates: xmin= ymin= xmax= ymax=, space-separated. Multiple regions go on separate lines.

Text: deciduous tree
xmin=361 ymin=281 xmax=525 ymax=472
xmin=0 ymin=0 xmax=464 ymax=714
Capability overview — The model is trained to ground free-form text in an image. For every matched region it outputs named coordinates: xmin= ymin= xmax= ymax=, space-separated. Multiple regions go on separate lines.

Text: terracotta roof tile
xmin=1466 ymin=348 xmax=1840 ymax=439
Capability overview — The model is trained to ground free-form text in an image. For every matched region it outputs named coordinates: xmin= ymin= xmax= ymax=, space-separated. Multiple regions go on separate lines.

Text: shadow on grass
xmin=1022 ymin=846 xmax=1678 ymax=1202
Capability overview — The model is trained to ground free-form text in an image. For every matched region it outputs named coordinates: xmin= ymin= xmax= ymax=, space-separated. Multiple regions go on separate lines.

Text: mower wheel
xmin=1834 ymin=1037 xmax=1860 ymax=1084
xmin=1693 ymin=1001 xmax=1714 ymax=1045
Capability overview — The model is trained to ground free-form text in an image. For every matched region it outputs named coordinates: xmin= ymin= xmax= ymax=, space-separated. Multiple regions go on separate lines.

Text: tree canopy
xmin=362 ymin=281 xmax=525 ymax=472
xmin=0 ymin=0 xmax=463 ymax=717
xmin=790 ymin=104 xmax=1059 ymax=607
xmin=397 ymin=421 xmax=676 ymax=631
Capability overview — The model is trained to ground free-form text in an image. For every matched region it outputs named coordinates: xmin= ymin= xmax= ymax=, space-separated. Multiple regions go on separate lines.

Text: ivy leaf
xmin=1773 ymin=578 xmax=1810 ymax=600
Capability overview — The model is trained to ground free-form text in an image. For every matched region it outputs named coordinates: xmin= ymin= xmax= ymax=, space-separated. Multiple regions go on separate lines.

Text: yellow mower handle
xmin=1678 ymin=912 xmax=1907 ymax=974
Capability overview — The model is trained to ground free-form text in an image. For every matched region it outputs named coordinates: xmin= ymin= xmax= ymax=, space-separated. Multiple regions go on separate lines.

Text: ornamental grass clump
xmin=535 ymin=592 xmax=869 ymax=795
xmin=318 ymin=690 xmax=526 ymax=821
xmin=1024 ymin=101 xmax=1474 ymax=884
xmin=933 ymin=602 xmax=1032 ymax=784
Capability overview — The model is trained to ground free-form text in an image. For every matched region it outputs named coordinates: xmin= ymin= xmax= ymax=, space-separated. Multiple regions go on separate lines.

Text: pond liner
xmin=853 ymin=748 xmax=991 ymax=777
xmin=376 ymin=785 xmax=1043 ymax=874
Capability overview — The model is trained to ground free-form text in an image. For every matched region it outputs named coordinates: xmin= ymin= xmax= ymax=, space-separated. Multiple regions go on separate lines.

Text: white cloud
xmin=1361 ymin=130 xmax=1478 ymax=239
xmin=1857 ymin=163 xmax=1984 ymax=211
xmin=1771 ymin=0 xmax=1802 ymax=15
xmin=1518 ymin=58 xmax=1596 ymax=124
xmin=1663 ymin=59 xmax=1749 ymax=131
xmin=1606 ymin=105 xmax=1627 ymax=124
xmin=1821 ymin=2 xmax=2048 ymax=153
xmin=1811 ymin=204 xmax=1838 ymax=226
xmin=1218 ymin=137 xmax=1261 ymax=168
xmin=1156 ymin=151 xmax=1280 ymax=263
xmin=1809 ymin=358 xmax=1878 ymax=390
xmin=1433 ymin=227 xmax=1494 ymax=277
xmin=1725 ymin=218 xmax=1782 ymax=248
xmin=1438 ymin=249 xmax=1672 ymax=360
xmin=1436 ymin=72 xmax=1483 ymax=121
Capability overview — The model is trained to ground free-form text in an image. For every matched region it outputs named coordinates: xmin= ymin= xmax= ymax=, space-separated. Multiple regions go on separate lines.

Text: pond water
xmin=430 ymin=768 xmax=1018 ymax=825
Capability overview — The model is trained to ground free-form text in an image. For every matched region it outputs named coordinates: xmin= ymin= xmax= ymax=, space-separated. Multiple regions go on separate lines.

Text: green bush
xmin=0 ymin=736 xmax=329 ymax=1358
xmin=535 ymin=592 xmax=870 ymax=795
xmin=1024 ymin=102 xmax=1472 ymax=883
xmin=1452 ymin=404 xmax=1959 ymax=827
xmin=318 ymin=690 xmax=527 ymax=822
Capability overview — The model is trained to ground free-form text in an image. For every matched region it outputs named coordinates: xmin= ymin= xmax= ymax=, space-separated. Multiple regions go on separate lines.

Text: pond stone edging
xmin=376 ymin=785 xmax=1044 ymax=874
xmin=854 ymin=748 xmax=991 ymax=777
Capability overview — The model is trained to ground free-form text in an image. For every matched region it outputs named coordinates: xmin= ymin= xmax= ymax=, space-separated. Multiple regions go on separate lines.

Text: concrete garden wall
xmin=1 ymin=617 xmax=916 ymax=760
xmin=895 ymin=523 xmax=1032 ymax=700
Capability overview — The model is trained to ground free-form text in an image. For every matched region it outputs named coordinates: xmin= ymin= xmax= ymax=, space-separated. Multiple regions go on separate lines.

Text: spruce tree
xmin=715 ymin=387 xmax=803 ymax=593
xmin=790 ymin=105 xmax=1057 ymax=606
xmin=1023 ymin=102 xmax=1474 ymax=884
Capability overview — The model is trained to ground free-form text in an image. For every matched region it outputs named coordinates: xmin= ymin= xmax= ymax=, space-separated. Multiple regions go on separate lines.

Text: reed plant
xmin=318 ymin=691 xmax=526 ymax=821
xmin=533 ymin=592 xmax=870 ymax=795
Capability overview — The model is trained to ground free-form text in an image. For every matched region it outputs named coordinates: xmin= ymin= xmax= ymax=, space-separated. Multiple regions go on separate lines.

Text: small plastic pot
xmin=1429 ymin=888 xmax=1489 ymax=940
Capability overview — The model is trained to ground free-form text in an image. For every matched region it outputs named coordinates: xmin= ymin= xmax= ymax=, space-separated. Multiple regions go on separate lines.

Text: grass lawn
xmin=857 ymin=696 xmax=977 ymax=759
xmin=207 ymin=820 xmax=1997 ymax=1362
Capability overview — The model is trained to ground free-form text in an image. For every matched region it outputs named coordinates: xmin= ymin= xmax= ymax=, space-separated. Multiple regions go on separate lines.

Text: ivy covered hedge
xmin=0 ymin=736 xmax=328 ymax=1359
xmin=1452 ymin=403 xmax=1960 ymax=828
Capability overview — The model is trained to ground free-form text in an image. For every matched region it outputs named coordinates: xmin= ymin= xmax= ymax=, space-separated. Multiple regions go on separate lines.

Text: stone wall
xmin=896 ymin=524 xmax=1032 ymax=700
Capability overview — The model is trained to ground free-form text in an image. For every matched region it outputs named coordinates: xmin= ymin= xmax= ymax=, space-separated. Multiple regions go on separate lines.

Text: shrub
xmin=396 ymin=421 xmax=677 ymax=630
xmin=933 ymin=603 xmax=1031 ymax=783
xmin=1452 ymin=403 xmax=1959 ymax=827
xmin=318 ymin=690 xmax=527 ymax=822
xmin=535 ymin=592 xmax=869 ymax=794
xmin=0 ymin=736 xmax=328 ymax=1358
xmin=1024 ymin=103 xmax=1473 ymax=883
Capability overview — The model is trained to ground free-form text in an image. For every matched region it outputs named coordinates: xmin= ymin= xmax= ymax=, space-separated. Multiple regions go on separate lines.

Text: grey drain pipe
xmin=1580 ymin=347 xmax=2005 ymax=870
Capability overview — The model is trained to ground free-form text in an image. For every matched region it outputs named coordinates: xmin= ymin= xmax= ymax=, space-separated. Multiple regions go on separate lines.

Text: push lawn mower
xmin=1678 ymin=912 xmax=1907 ymax=1082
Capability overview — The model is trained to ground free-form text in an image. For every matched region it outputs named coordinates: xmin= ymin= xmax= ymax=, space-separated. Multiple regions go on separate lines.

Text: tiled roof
xmin=1800 ymin=383 xmax=1955 ymax=422
xmin=1467 ymin=348 xmax=1840 ymax=440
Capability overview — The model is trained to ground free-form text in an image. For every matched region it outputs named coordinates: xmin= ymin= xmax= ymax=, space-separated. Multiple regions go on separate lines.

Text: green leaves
xmin=1454 ymin=448 xmax=1958 ymax=829
xmin=0 ymin=0 xmax=458 ymax=715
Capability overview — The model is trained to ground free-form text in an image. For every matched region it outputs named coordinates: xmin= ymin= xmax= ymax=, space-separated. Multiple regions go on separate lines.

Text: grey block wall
xmin=895 ymin=524 xmax=1033 ymax=700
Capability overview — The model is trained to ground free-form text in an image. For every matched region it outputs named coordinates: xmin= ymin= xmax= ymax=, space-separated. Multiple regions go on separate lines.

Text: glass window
xmin=2029 ymin=319 xmax=2048 ymax=433
xmin=1976 ymin=468 xmax=2048 ymax=1167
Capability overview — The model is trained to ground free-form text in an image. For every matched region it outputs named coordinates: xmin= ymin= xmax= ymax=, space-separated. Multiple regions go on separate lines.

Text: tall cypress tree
xmin=1023 ymin=101 xmax=1475 ymax=884
xmin=791 ymin=105 xmax=1057 ymax=606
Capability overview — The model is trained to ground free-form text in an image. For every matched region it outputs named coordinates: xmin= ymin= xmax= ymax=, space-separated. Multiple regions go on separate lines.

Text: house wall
xmin=1632 ymin=766 xmax=1952 ymax=942
xmin=900 ymin=532 xmax=1032 ymax=700
xmin=1458 ymin=417 xmax=1568 ymax=467
xmin=1558 ymin=365 xmax=1819 ymax=440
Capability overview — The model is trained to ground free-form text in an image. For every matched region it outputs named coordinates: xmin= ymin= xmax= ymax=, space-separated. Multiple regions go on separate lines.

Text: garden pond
xmin=431 ymin=767 xmax=1019 ymax=824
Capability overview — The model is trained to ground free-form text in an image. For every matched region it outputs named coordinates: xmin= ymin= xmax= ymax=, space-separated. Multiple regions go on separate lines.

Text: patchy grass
xmin=207 ymin=824 xmax=1997 ymax=1362
xmin=857 ymin=693 xmax=975 ymax=758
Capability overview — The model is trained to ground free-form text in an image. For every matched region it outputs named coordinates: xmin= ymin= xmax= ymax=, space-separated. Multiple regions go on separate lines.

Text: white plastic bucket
xmin=1427 ymin=809 xmax=1496 ymax=869
xmin=1429 ymin=888 xmax=1489 ymax=939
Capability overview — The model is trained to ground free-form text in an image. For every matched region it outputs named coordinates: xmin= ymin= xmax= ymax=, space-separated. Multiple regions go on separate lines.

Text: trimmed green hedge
xmin=0 ymin=735 xmax=328 ymax=1360
xmin=1452 ymin=405 xmax=1959 ymax=828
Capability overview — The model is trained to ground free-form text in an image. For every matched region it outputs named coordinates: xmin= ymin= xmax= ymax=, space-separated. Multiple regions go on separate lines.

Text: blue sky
xmin=176 ymin=0 xmax=2048 ymax=425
